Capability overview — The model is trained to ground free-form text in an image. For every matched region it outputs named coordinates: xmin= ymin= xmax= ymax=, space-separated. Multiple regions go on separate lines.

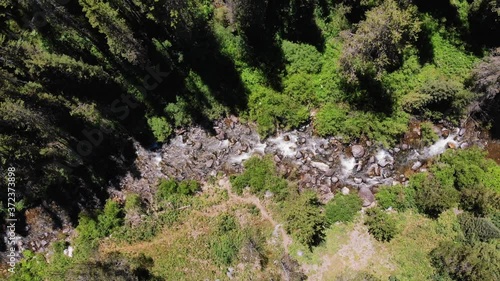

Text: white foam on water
xmin=267 ymin=133 xmax=298 ymax=158
xmin=424 ymin=134 xmax=457 ymax=157
xmin=375 ymin=150 xmax=391 ymax=162
xmin=229 ymin=142 xmax=268 ymax=164
xmin=340 ymin=156 xmax=356 ymax=177
xmin=153 ymin=154 xmax=162 ymax=166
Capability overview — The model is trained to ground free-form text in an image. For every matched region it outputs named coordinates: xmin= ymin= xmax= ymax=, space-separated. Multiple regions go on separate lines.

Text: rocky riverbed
xmin=115 ymin=116 xmax=485 ymax=207
xmin=2 ymin=116 xmax=490 ymax=266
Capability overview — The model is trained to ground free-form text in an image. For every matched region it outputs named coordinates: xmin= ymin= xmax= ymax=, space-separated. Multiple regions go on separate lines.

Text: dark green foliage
xmin=411 ymin=77 xmax=474 ymax=122
xmin=157 ymin=179 xmax=200 ymax=198
xmin=413 ymin=174 xmax=460 ymax=218
xmin=340 ymin=0 xmax=421 ymax=81
xmin=419 ymin=122 xmax=438 ymax=146
xmin=282 ymin=191 xmax=326 ymax=248
xmin=459 ymin=213 xmax=500 ymax=242
xmin=325 ymin=194 xmax=362 ymax=224
xmin=230 ymin=156 xmax=288 ymax=199
xmin=375 ymin=184 xmax=416 ymax=211
xmin=97 ymin=200 xmax=124 ymax=237
xmin=364 ymin=208 xmax=399 ymax=242
xmin=460 ymin=185 xmax=500 ymax=217
xmin=64 ymin=252 xmax=159 ymax=281
xmin=314 ymin=103 xmax=409 ymax=145
xmin=431 ymin=241 xmax=500 ymax=281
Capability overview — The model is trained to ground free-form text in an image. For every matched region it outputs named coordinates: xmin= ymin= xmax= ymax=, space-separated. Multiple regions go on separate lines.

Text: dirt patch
xmin=303 ymin=221 xmax=395 ymax=281
xmin=485 ymin=141 xmax=500 ymax=164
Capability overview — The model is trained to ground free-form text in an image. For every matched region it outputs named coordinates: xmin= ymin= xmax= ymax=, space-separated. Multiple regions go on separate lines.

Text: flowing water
xmin=121 ymin=118 xmax=484 ymax=202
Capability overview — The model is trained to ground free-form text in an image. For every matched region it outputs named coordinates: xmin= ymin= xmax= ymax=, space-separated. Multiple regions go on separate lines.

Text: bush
xmin=97 ymin=200 xmax=124 ymax=237
xmin=437 ymin=147 xmax=498 ymax=190
xmin=124 ymin=193 xmax=142 ymax=211
xmin=419 ymin=121 xmax=438 ymax=146
xmin=459 ymin=212 xmax=500 ymax=242
xmin=325 ymin=194 xmax=362 ymax=225
xmin=375 ymin=184 xmax=416 ymax=211
xmin=282 ymin=40 xmax=322 ymax=75
xmin=364 ymin=208 xmax=399 ymax=242
xmin=230 ymin=156 xmax=288 ymax=200
xmin=460 ymin=185 xmax=500 ymax=217
xmin=147 ymin=116 xmax=172 ymax=142
xmin=413 ymin=174 xmax=460 ymax=218
xmin=157 ymin=178 xmax=200 ymax=199
xmin=431 ymin=241 xmax=500 ymax=281
xmin=282 ymin=191 xmax=326 ymax=248
xmin=411 ymin=77 xmax=473 ymax=122
xmin=315 ymin=103 xmax=408 ymax=146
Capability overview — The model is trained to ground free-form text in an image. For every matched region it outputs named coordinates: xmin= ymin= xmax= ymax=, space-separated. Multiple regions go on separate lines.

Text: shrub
xmin=419 ymin=121 xmax=438 ymax=146
xmin=97 ymin=200 xmax=124 ymax=237
xmin=325 ymin=194 xmax=362 ymax=225
xmin=412 ymin=77 xmax=473 ymax=122
xmin=282 ymin=191 xmax=326 ymax=248
xmin=375 ymin=184 xmax=416 ymax=211
xmin=431 ymin=241 xmax=500 ymax=281
xmin=460 ymin=185 xmax=500 ymax=217
xmin=147 ymin=116 xmax=172 ymax=142
xmin=459 ymin=212 xmax=500 ymax=242
xmin=230 ymin=156 xmax=288 ymax=200
xmin=157 ymin=178 xmax=200 ymax=199
xmin=413 ymin=175 xmax=460 ymax=218
xmin=364 ymin=208 xmax=399 ymax=242
xmin=124 ymin=193 xmax=142 ymax=211
xmin=282 ymin=40 xmax=322 ymax=75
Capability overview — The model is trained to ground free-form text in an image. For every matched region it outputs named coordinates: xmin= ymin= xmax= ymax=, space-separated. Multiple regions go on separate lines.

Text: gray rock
xmin=394 ymin=147 xmax=401 ymax=153
xmin=356 ymin=161 xmax=363 ymax=172
xmin=351 ymin=145 xmax=365 ymax=158
xmin=331 ymin=176 xmax=339 ymax=184
xmin=274 ymin=155 xmax=282 ymax=163
xmin=460 ymin=142 xmax=469 ymax=149
xmin=358 ymin=187 xmax=375 ymax=207
xmin=378 ymin=158 xmax=391 ymax=168
xmin=341 ymin=187 xmax=350 ymax=195
xmin=205 ymin=159 xmax=214 ymax=168
xmin=298 ymin=137 xmax=306 ymax=145
xmin=411 ymin=161 xmax=422 ymax=171
xmin=401 ymin=143 xmax=409 ymax=150
xmin=459 ymin=128 xmax=466 ymax=136
xmin=325 ymin=169 xmax=335 ymax=177
xmin=441 ymin=128 xmax=450 ymax=138
xmin=354 ymin=177 xmax=363 ymax=184
xmin=193 ymin=142 xmax=202 ymax=150
xmin=369 ymin=156 xmax=376 ymax=164
xmin=295 ymin=151 xmax=303 ymax=159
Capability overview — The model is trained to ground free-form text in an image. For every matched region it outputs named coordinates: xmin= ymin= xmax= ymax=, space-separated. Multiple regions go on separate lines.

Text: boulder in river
xmin=411 ymin=161 xmax=422 ymax=171
xmin=324 ymin=169 xmax=335 ymax=177
xmin=331 ymin=176 xmax=339 ymax=184
xmin=351 ymin=145 xmax=365 ymax=158
xmin=205 ymin=159 xmax=214 ymax=168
